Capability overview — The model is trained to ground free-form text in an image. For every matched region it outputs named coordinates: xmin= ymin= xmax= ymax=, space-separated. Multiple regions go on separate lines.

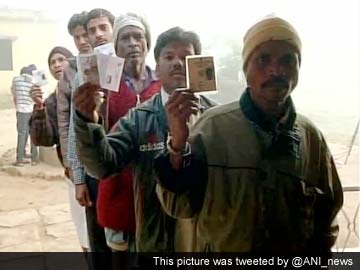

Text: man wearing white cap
xmin=154 ymin=16 xmax=343 ymax=252
xmin=95 ymin=13 xmax=161 ymax=254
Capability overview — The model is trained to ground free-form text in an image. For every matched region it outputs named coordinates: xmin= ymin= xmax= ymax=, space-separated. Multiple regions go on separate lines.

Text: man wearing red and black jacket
xmin=97 ymin=13 xmax=161 ymax=253
xmin=71 ymin=12 xmax=160 ymax=263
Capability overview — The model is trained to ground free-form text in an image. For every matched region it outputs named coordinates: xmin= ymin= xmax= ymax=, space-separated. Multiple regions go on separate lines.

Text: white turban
xmin=112 ymin=15 xmax=146 ymax=44
xmin=242 ymin=16 xmax=301 ymax=70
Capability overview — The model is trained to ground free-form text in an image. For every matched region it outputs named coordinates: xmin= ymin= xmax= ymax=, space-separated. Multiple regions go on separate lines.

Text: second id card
xmin=186 ymin=55 xmax=217 ymax=93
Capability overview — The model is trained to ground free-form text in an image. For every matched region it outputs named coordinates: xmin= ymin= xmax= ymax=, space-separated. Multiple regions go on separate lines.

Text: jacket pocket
xmin=298 ymin=180 xmax=324 ymax=239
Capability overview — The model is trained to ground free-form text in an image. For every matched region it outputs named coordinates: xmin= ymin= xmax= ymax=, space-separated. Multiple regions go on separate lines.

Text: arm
xmin=11 ymin=81 xmax=16 ymax=106
xmin=310 ymin=138 xmax=343 ymax=252
xmin=154 ymin=138 xmax=207 ymax=219
xmin=67 ymin=103 xmax=92 ymax=207
xmin=73 ymin=82 xmax=138 ymax=179
xmin=57 ymin=77 xmax=72 ymax=167
xmin=29 ymin=94 xmax=58 ymax=147
xmin=74 ymin=107 xmax=138 ymax=179
xmin=154 ymin=90 xmax=210 ymax=218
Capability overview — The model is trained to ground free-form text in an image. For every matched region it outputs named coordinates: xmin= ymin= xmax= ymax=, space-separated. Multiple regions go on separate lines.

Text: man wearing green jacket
xmin=73 ymin=27 xmax=216 ymax=252
xmin=155 ymin=16 xmax=343 ymax=253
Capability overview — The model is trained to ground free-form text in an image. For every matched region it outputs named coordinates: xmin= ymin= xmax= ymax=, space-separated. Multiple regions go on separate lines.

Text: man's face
xmin=245 ymin=40 xmax=300 ymax=107
xmin=49 ymin=53 xmax=70 ymax=80
xmin=71 ymin=25 xmax=92 ymax=54
xmin=116 ymin=26 xmax=148 ymax=69
xmin=86 ymin=16 xmax=113 ymax=48
xmin=156 ymin=41 xmax=195 ymax=93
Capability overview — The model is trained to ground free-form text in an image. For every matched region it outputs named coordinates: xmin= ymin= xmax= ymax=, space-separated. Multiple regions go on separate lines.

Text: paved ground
xmin=0 ymin=109 xmax=81 ymax=252
xmin=0 ymin=163 xmax=81 ymax=252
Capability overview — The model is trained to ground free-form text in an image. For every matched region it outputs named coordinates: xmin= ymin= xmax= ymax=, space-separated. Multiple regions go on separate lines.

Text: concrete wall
xmin=0 ymin=8 xmax=76 ymax=107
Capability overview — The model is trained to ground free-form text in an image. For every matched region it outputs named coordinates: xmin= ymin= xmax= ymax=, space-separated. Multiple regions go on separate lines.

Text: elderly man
xmin=154 ymin=16 xmax=343 ymax=253
xmin=96 ymin=13 xmax=160 ymax=253
xmin=73 ymin=27 xmax=216 ymax=254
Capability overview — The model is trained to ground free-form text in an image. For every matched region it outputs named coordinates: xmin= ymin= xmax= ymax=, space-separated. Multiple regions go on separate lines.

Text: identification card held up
xmin=78 ymin=52 xmax=124 ymax=92
xmin=32 ymin=70 xmax=48 ymax=86
xmin=186 ymin=55 xmax=217 ymax=93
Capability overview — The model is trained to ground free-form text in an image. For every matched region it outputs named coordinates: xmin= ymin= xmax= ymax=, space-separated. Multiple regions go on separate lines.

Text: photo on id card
xmin=186 ymin=55 xmax=217 ymax=93
xmin=32 ymin=70 xmax=48 ymax=86
xmin=78 ymin=53 xmax=100 ymax=86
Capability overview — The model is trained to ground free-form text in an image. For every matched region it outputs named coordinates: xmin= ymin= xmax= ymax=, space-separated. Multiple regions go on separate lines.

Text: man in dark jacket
xmin=154 ymin=16 xmax=343 ymax=253
xmin=73 ymin=27 xmax=216 ymax=254
xmin=29 ymin=46 xmax=73 ymax=168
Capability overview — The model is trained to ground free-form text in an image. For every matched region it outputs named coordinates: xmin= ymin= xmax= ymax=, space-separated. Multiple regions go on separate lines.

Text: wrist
xmin=167 ymin=134 xmax=191 ymax=156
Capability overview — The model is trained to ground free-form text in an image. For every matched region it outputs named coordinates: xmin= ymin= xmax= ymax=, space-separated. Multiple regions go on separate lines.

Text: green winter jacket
xmin=155 ymin=90 xmax=343 ymax=253
xmin=74 ymin=93 xmax=216 ymax=252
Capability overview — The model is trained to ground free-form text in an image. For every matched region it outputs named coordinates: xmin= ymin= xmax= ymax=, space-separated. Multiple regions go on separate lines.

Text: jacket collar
xmin=240 ymin=88 xmax=297 ymax=133
xmin=138 ymin=93 xmax=168 ymax=129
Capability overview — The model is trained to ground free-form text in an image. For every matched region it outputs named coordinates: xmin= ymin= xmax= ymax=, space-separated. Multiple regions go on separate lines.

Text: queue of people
xmin=12 ymin=9 xmax=343 ymax=270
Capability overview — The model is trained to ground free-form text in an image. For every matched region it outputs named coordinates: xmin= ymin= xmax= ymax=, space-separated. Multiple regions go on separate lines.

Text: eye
xmin=166 ymin=55 xmax=173 ymax=60
xmin=280 ymin=54 xmax=297 ymax=67
xmin=120 ymin=34 xmax=130 ymax=41
xmin=257 ymin=54 xmax=271 ymax=66
xmin=100 ymin=24 xmax=108 ymax=31
xmin=135 ymin=33 xmax=145 ymax=40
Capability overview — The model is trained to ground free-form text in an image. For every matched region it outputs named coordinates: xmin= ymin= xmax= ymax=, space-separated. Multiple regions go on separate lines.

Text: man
xmin=73 ymin=27 xmax=215 ymax=253
xmin=11 ymin=65 xmax=39 ymax=166
xmin=57 ymin=11 xmax=92 ymax=253
xmin=66 ymin=8 xmax=114 ymax=258
xmin=96 ymin=13 xmax=161 ymax=255
xmin=29 ymin=46 xmax=73 ymax=168
xmin=154 ymin=16 xmax=343 ymax=253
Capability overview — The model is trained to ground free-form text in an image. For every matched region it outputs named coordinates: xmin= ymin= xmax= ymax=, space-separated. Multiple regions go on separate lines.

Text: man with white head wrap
xmin=95 ymin=12 xmax=161 ymax=254
xmin=154 ymin=16 xmax=343 ymax=252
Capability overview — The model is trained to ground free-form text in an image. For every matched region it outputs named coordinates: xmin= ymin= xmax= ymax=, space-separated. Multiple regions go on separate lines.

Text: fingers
xmin=30 ymin=85 xmax=43 ymax=98
xmin=73 ymin=82 xmax=103 ymax=121
xmin=75 ymin=184 xmax=92 ymax=207
xmin=166 ymin=90 xmax=200 ymax=120
xmin=84 ymin=188 xmax=93 ymax=207
xmin=73 ymin=82 xmax=98 ymax=108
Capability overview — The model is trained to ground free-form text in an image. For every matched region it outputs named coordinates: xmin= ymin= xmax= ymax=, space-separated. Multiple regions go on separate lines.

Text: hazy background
xmin=1 ymin=0 xmax=359 ymax=145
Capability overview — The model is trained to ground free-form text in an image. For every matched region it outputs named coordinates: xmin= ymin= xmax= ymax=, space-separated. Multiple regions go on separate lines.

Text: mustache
xmin=170 ymin=67 xmax=185 ymax=75
xmin=261 ymin=76 xmax=289 ymax=88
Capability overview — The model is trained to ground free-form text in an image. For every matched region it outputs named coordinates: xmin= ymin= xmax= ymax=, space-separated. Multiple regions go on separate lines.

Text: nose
xmin=79 ymin=37 xmax=86 ymax=45
xmin=173 ymin=57 xmax=185 ymax=69
xmin=268 ymin=60 xmax=284 ymax=76
xmin=128 ymin=36 xmax=138 ymax=47
xmin=95 ymin=28 xmax=104 ymax=39
xmin=54 ymin=60 xmax=61 ymax=68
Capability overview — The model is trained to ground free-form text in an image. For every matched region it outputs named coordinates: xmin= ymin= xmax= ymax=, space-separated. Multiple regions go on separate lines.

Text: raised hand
xmin=73 ymin=82 xmax=104 ymax=123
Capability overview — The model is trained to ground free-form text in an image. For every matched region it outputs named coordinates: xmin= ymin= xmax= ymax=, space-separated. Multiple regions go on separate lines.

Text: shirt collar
xmin=240 ymin=88 xmax=296 ymax=133
xmin=161 ymin=87 xmax=170 ymax=106
xmin=123 ymin=66 xmax=157 ymax=88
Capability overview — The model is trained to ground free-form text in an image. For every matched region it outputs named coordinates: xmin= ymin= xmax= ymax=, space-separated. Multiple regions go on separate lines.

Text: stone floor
xmin=0 ymin=172 xmax=81 ymax=252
